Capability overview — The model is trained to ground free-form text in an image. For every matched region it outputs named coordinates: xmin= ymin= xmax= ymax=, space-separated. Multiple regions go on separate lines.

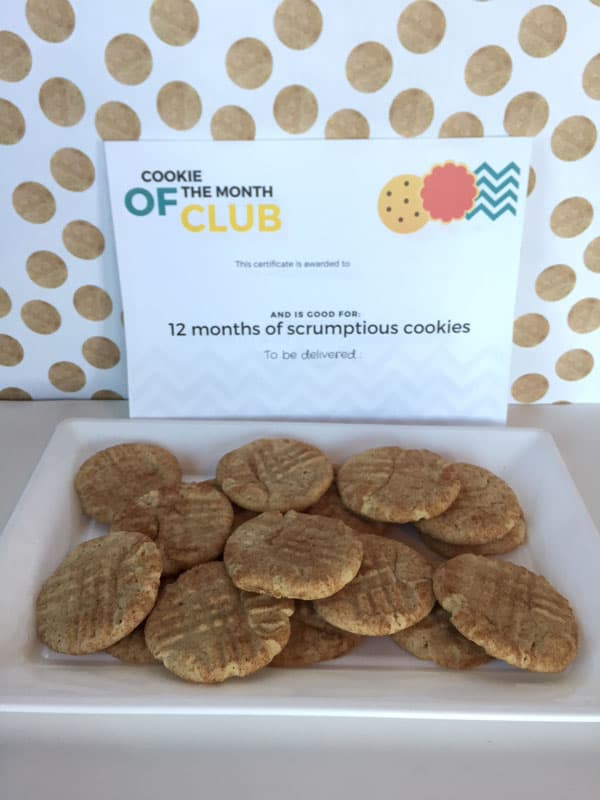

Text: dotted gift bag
xmin=0 ymin=0 xmax=598 ymax=402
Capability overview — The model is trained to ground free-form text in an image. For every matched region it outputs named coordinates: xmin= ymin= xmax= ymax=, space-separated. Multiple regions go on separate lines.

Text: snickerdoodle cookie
xmin=216 ymin=437 xmax=333 ymax=512
xmin=337 ymin=447 xmax=460 ymax=523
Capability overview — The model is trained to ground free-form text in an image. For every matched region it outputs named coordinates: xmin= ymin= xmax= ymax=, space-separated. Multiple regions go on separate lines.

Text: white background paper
xmin=1 ymin=0 xmax=598 ymax=403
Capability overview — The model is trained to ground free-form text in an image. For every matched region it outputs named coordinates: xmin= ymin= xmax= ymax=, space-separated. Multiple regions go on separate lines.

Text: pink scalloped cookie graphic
xmin=420 ymin=163 xmax=478 ymax=222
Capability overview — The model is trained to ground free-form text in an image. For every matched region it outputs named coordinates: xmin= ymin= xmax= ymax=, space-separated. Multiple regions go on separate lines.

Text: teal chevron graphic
xmin=476 ymin=175 xmax=519 ymax=193
xmin=467 ymin=162 xmax=520 ymax=221
xmin=474 ymin=162 xmax=521 ymax=179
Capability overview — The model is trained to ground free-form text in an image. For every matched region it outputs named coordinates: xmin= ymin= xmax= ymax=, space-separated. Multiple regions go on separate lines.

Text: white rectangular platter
xmin=1 ymin=418 xmax=599 ymax=721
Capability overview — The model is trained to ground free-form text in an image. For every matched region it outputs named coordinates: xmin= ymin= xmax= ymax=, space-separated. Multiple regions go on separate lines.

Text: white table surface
xmin=1 ymin=401 xmax=599 ymax=800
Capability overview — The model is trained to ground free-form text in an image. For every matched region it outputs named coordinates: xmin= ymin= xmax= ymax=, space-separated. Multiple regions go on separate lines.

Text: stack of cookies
xmin=35 ymin=437 xmax=579 ymax=684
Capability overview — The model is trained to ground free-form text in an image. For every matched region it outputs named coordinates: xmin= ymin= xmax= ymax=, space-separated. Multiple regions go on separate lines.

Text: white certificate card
xmin=105 ymin=138 xmax=531 ymax=422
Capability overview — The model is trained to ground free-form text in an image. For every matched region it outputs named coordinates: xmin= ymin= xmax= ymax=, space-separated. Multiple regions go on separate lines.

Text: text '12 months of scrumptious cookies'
xmin=105 ymin=138 xmax=530 ymax=423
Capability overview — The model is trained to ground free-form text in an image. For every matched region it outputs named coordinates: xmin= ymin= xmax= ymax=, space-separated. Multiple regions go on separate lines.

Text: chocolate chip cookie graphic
xmin=378 ymin=175 xmax=430 ymax=234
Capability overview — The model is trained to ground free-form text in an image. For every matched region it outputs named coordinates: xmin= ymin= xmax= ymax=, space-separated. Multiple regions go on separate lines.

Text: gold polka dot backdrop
xmin=0 ymin=0 xmax=599 ymax=401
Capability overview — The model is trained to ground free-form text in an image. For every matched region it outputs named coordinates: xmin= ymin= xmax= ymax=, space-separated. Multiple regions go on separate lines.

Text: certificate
xmin=105 ymin=137 xmax=530 ymax=422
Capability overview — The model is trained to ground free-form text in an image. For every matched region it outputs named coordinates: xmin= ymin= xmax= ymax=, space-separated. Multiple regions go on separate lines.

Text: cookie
xmin=74 ymin=443 xmax=182 ymax=523
xmin=433 ymin=554 xmax=578 ymax=673
xmin=337 ymin=447 xmax=461 ymax=524
xmin=111 ymin=482 xmax=234 ymax=575
xmin=271 ymin=601 xmax=361 ymax=667
xmin=231 ymin=506 xmax=259 ymax=531
xmin=216 ymin=437 xmax=334 ymax=512
xmin=307 ymin=482 xmax=391 ymax=536
xmin=314 ymin=533 xmax=434 ymax=636
xmin=106 ymin=623 xmax=158 ymax=665
xmin=106 ymin=577 xmax=176 ymax=663
xmin=419 ymin=514 xmax=527 ymax=558
xmin=144 ymin=562 xmax=294 ymax=683
xmin=378 ymin=175 xmax=430 ymax=234
xmin=223 ymin=510 xmax=363 ymax=600
xmin=391 ymin=604 xmax=491 ymax=669
xmin=415 ymin=463 xmax=522 ymax=545
xmin=36 ymin=531 xmax=162 ymax=655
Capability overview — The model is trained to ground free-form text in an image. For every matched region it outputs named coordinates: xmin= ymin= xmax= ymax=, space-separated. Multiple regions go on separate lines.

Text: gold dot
xmin=555 ymin=349 xmax=594 ymax=381
xmin=550 ymin=197 xmax=594 ymax=238
xmin=0 ymin=335 xmax=24 ymax=367
xmin=325 ymin=109 xmax=370 ymax=139
xmin=157 ymin=81 xmax=201 ymax=130
xmin=95 ymin=101 xmax=141 ymax=140
xmin=346 ymin=42 xmax=393 ymax=93
xmin=210 ymin=105 xmax=256 ymax=140
xmin=273 ymin=85 xmax=318 ymax=134
xmin=551 ymin=116 xmax=597 ymax=161
xmin=274 ymin=0 xmax=322 ymax=50
xmin=39 ymin=77 xmax=85 ymax=127
xmin=465 ymin=46 xmax=512 ymax=96
xmin=439 ymin=112 xmax=483 ymax=138
xmin=105 ymin=34 xmax=152 ymax=86
xmin=226 ymin=38 xmax=272 ymax=90
xmin=519 ymin=5 xmax=567 ymax=58
xmin=511 ymin=373 xmax=549 ymax=403
xmin=48 ymin=361 xmax=85 ymax=392
xmin=82 ymin=336 xmax=121 ymax=369
xmin=584 ymin=238 xmax=600 ymax=273
xmin=50 ymin=147 xmax=95 ymax=192
xmin=535 ymin=264 xmax=576 ymax=301
xmin=389 ymin=89 xmax=434 ymax=137
xmin=21 ymin=300 xmax=61 ymax=334
xmin=62 ymin=220 xmax=105 ymax=259
xmin=91 ymin=389 xmax=124 ymax=400
xmin=397 ymin=1 xmax=446 ymax=54
xmin=568 ymin=298 xmax=600 ymax=333
xmin=0 ymin=31 xmax=32 ymax=81
xmin=150 ymin=0 xmax=198 ymax=46
xmin=25 ymin=0 xmax=75 ymax=43
xmin=0 ymin=99 xmax=26 ymax=144
xmin=73 ymin=285 xmax=113 ymax=321
xmin=0 ymin=288 xmax=11 ymax=318
xmin=583 ymin=54 xmax=600 ymax=100
xmin=0 ymin=387 xmax=31 ymax=400
xmin=12 ymin=181 xmax=55 ymax=224
xmin=513 ymin=313 xmax=550 ymax=347
xmin=26 ymin=251 xmax=67 ymax=288
xmin=503 ymin=92 xmax=549 ymax=136
xmin=528 ymin=167 xmax=536 ymax=196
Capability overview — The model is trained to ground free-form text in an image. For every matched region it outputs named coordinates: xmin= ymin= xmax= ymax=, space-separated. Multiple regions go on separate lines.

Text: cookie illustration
xmin=421 ymin=162 xmax=477 ymax=222
xmin=378 ymin=175 xmax=430 ymax=233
